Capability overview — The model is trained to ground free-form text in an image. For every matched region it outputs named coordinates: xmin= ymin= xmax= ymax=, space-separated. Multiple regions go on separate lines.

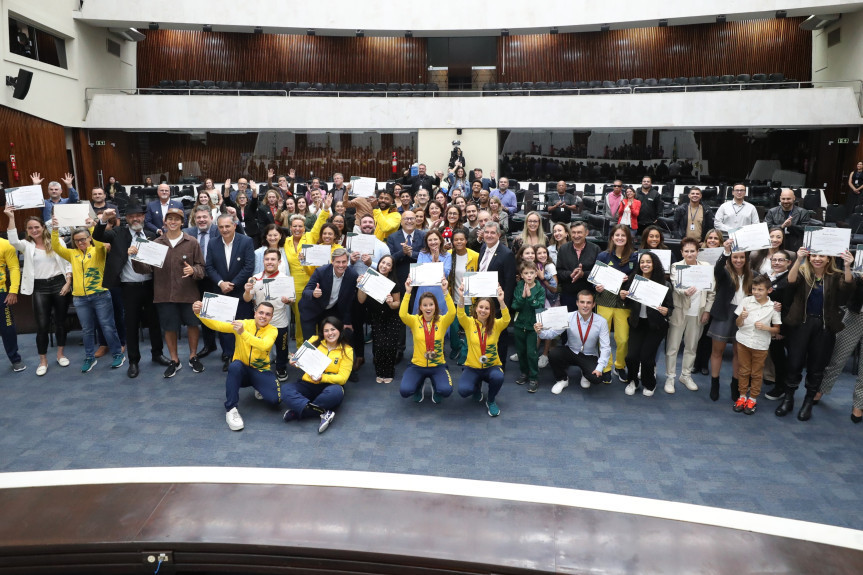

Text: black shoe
xmin=615 ymin=367 xmax=628 ymax=382
xmin=602 ymin=371 xmax=612 ymax=384
xmin=152 ymin=354 xmax=172 ymax=367
xmin=127 ymin=363 xmax=139 ymax=378
xmin=730 ymin=379 xmax=740 ymax=402
xmin=775 ymin=393 xmax=795 ymax=417
xmin=349 ymin=370 xmax=359 ymax=382
xmin=197 ymin=345 xmax=215 ymax=359
xmin=395 ymin=351 xmax=404 ymax=363
xmin=797 ymin=397 xmax=815 ymax=421
xmin=222 ymin=358 xmax=230 ymax=372
xmin=851 ymin=413 xmax=862 ymax=424
xmin=164 ymin=361 xmax=181 ymax=378
xmin=277 ymin=369 xmax=288 ymax=382
xmin=709 ymin=378 xmax=720 ymax=402
xmin=700 ymin=367 xmax=709 ymax=376
xmin=189 ymin=356 xmax=204 ymax=373
xmin=764 ymin=385 xmax=785 ymax=401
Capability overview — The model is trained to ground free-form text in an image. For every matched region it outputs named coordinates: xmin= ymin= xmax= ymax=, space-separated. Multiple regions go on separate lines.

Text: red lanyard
xmin=422 ymin=318 xmax=436 ymax=353
xmin=477 ymin=322 xmax=488 ymax=356
xmin=577 ymin=314 xmax=593 ymax=350
xmin=258 ymin=270 xmax=279 ymax=281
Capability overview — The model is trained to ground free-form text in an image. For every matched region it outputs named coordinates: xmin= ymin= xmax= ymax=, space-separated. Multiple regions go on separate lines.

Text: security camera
xmin=452 ymin=140 xmax=461 ymax=146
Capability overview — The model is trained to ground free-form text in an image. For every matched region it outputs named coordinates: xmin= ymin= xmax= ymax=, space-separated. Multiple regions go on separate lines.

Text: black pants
xmin=32 ymin=276 xmax=70 ymax=355
xmin=350 ymin=299 xmax=367 ymax=359
xmin=120 ymin=281 xmax=164 ymax=364
xmin=559 ymin=292 xmax=580 ymax=312
xmin=625 ymin=318 xmax=667 ymax=391
xmin=693 ymin=317 xmax=713 ymax=372
xmin=767 ymin=333 xmax=788 ymax=388
xmin=548 ymin=346 xmax=601 ymax=385
xmin=785 ymin=318 xmax=836 ymax=397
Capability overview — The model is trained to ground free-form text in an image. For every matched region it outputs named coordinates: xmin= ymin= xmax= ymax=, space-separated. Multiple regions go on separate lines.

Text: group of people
xmin=2 ymin=165 xmax=863 ymax=436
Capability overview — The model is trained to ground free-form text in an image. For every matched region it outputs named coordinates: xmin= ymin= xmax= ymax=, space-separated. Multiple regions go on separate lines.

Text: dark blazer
xmin=556 ymin=241 xmax=601 ymax=296
xmin=622 ymin=276 xmax=674 ymax=330
xmin=184 ymin=224 xmax=221 ymax=295
xmin=204 ymin=232 xmax=255 ymax=299
xmin=144 ymin=199 xmax=186 ymax=234
xmin=224 ymin=196 xmax=260 ymax=238
xmin=256 ymin=203 xmax=280 ymax=230
xmin=710 ymin=253 xmax=738 ymax=322
xmin=401 ymin=173 xmax=440 ymax=191
xmin=784 ymin=271 xmax=852 ymax=333
xmin=299 ymin=264 xmax=359 ymax=325
xmin=673 ymin=203 xmax=715 ymax=241
xmin=387 ymin=228 xmax=426 ymax=289
xmin=478 ymin=242 xmax=517 ymax=307
xmin=92 ymin=222 xmax=157 ymax=289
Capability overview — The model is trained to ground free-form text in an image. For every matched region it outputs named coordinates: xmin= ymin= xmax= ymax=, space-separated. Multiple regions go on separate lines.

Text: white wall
xmin=417 ymin=129 xmax=498 ymax=178
xmin=1 ymin=0 xmax=136 ymax=126
xmin=84 ymin=89 xmax=863 ymax=131
xmin=77 ymin=0 xmax=863 ymax=34
xmin=812 ymin=9 xmax=863 ymax=84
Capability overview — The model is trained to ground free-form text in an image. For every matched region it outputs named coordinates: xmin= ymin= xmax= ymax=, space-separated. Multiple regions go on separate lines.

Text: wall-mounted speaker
xmin=5 ymin=69 xmax=33 ymax=100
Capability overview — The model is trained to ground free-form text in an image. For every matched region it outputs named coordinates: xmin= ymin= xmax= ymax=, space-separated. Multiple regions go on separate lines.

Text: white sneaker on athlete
xmin=226 ymin=407 xmax=244 ymax=431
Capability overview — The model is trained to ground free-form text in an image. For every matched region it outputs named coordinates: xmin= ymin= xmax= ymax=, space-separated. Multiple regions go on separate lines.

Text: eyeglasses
xmin=74 ymin=237 xmax=90 ymax=244
xmin=613 ymin=185 xmax=622 ymax=188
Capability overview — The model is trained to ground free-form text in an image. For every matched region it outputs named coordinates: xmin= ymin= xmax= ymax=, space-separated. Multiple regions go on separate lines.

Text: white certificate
xmin=292 ymin=340 xmax=333 ymax=380
xmin=698 ymin=247 xmax=724 ymax=265
xmin=730 ymin=222 xmax=771 ymax=252
xmin=53 ymin=203 xmax=96 ymax=227
xmin=4 ymin=185 xmax=44 ymax=210
xmin=537 ymin=306 xmax=570 ymax=331
xmin=625 ymin=275 xmax=669 ymax=310
xmin=131 ymin=237 xmax=168 ymax=268
xmin=675 ymin=265 xmax=714 ymax=290
xmin=462 ymin=271 xmax=498 ymax=298
xmin=587 ymin=261 xmax=627 ymax=294
xmin=301 ymin=244 xmax=332 ymax=267
xmin=646 ymin=249 xmax=671 ymax=272
xmin=350 ymin=177 xmax=377 ymax=198
xmin=347 ymin=232 xmax=377 ymax=255
xmin=358 ymin=268 xmax=396 ymax=304
xmin=261 ymin=276 xmax=295 ymax=301
xmin=410 ymin=262 xmax=445 ymax=286
xmin=854 ymin=245 xmax=863 ymax=275
xmin=804 ymin=226 xmax=851 ymax=257
xmin=199 ymin=292 xmax=240 ymax=323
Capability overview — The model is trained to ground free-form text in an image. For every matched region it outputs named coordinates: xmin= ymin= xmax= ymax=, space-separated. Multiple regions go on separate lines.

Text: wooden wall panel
xmin=137 ymin=31 xmax=428 ymax=87
xmin=0 ymin=106 xmax=68 ymax=230
xmin=498 ymin=19 xmax=812 ymax=83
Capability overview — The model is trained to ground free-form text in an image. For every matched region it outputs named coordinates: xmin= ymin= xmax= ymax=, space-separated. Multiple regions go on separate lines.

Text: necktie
xmin=199 ymin=231 xmax=208 ymax=259
xmin=406 ymin=234 xmax=412 ymax=247
xmin=481 ymin=248 xmax=493 ymax=272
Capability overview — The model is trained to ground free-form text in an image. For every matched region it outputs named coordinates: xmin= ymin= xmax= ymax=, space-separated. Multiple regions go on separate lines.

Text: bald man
xmin=764 ymin=189 xmax=812 ymax=251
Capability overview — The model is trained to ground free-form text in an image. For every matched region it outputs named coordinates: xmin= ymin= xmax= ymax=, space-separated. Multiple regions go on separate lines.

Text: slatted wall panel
xmin=498 ymin=18 xmax=812 ymax=83
xmin=0 ymin=106 xmax=68 ymax=229
xmin=137 ymin=31 xmax=428 ymax=87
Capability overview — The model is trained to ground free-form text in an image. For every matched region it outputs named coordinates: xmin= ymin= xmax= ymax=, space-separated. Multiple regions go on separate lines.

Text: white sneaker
xmin=642 ymin=386 xmax=655 ymax=397
xmin=318 ymin=410 xmax=335 ymax=433
xmin=679 ymin=374 xmax=699 ymax=391
xmin=509 ymin=353 xmax=519 ymax=361
xmin=56 ymin=357 xmax=70 ymax=367
xmin=580 ymin=376 xmax=591 ymax=389
xmin=226 ymin=407 xmax=244 ymax=431
xmin=538 ymin=355 xmax=549 ymax=368
xmin=551 ymin=380 xmax=569 ymax=394
xmin=36 ymin=365 xmax=48 ymax=376
xmin=664 ymin=377 xmax=675 ymax=394
xmin=624 ymin=382 xmax=638 ymax=396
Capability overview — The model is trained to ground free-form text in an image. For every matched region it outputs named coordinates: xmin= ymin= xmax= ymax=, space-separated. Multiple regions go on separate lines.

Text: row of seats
xmin=482 ymin=73 xmax=797 ymax=95
xmin=146 ymin=80 xmax=441 ymax=96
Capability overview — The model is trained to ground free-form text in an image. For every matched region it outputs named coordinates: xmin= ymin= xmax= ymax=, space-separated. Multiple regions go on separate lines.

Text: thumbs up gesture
xmin=313 ymin=283 xmax=323 ymax=298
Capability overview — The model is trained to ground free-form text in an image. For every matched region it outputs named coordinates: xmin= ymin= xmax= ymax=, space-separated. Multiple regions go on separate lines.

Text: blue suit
xmin=205 ymin=232 xmax=255 ymax=359
xmin=299 ymin=264 xmax=358 ymax=339
xmin=387 ymin=228 xmax=426 ymax=291
xmin=144 ymin=200 xmax=186 ymax=234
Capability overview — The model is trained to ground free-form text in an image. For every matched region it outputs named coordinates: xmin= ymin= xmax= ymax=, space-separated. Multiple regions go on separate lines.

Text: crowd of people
xmin=1 ymin=163 xmax=862 ymax=436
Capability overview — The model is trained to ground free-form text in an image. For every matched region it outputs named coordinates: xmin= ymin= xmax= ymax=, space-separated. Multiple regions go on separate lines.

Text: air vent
xmin=827 ymin=27 xmax=840 ymax=47
xmin=106 ymin=38 xmax=121 ymax=57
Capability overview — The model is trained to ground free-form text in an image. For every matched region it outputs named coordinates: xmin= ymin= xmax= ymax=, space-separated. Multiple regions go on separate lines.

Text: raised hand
xmin=267 ymin=168 xmax=275 ymax=179
xmin=61 ymin=173 xmax=75 ymax=187
xmin=30 ymin=172 xmax=43 ymax=185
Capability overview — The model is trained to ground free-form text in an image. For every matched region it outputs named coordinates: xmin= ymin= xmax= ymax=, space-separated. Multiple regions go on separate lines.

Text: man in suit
xmin=145 ymin=183 xmax=185 ymax=235
xmin=469 ymin=167 xmax=496 ymax=191
xmin=387 ymin=210 xmax=425 ymax=359
xmin=556 ymin=221 xmax=601 ymax=311
xmin=478 ymin=221 xmax=517 ymax=369
xmin=205 ymin=213 xmax=256 ymax=371
xmin=92 ymin=203 xmax=170 ymax=378
xmin=299 ymin=249 xmax=358 ymax=341
xmin=184 ymin=206 xmax=222 ymax=358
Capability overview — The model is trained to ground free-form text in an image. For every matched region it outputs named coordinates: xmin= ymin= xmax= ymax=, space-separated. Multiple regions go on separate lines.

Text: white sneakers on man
xmin=624 ymin=382 xmax=638 ymax=396
xmin=664 ymin=377 xmax=675 ymax=394
xmin=551 ymin=380 xmax=569 ymax=394
xmin=580 ymin=376 xmax=591 ymax=389
xmin=679 ymin=374 xmax=699 ymax=391
xmin=226 ymin=407 xmax=244 ymax=431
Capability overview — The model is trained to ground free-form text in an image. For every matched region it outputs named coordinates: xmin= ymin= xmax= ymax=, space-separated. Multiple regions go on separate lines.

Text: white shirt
xmin=480 ymin=241 xmax=499 ymax=271
xmin=222 ymin=236 xmax=234 ymax=263
xmin=32 ymin=248 xmax=66 ymax=279
xmin=735 ymin=296 xmax=781 ymax=350
xmin=121 ymin=229 xmax=153 ymax=283
xmin=454 ymin=252 xmax=468 ymax=294
xmin=714 ymin=200 xmax=759 ymax=233
xmin=328 ymin=270 xmax=343 ymax=309
xmin=249 ymin=272 xmax=290 ymax=328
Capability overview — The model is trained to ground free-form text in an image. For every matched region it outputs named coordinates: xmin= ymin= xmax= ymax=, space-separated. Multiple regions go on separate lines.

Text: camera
xmin=452 ymin=140 xmax=461 ymax=146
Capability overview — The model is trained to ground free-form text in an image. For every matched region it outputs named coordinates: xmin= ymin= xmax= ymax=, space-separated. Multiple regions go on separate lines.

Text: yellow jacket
xmin=373 ymin=208 xmax=402 ymax=241
xmin=284 ymin=209 xmax=329 ymax=296
xmin=0 ymin=239 xmax=20 ymax=294
xmin=457 ymin=306 xmax=511 ymax=368
xmin=399 ymin=290 xmax=456 ymax=367
xmin=51 ymin=229 xmax=107 ymax=296
xmin=449 ymin=248 xmax=479 ymax=298
xmin=301 ymin=340 xmax=354 ymax=386
xmin=197 ymin=316 xmax=278 ymax=372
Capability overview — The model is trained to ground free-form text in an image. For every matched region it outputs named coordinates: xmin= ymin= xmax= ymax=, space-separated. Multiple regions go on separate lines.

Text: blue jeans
xmin=74 ymin=291 xmax=122 ymax=359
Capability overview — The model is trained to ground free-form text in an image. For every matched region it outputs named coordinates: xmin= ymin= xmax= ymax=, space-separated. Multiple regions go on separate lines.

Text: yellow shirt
xmin=399 ymin=290 xmax=456 ymax=367
xmin=284 ymin=209 xmax=329 ymax=298
xmin=301 ymin=340 xmax=354 ymax=386
xmin=373 ymin=208 xmax=402 ymax=241
xmin=0 ymin=239 xmax=20 ymax=294
xmin=457 ymin=307 xmax=511 ymax=368
xmin=51 ymin=229 xmax=107 ymax=296
xmin=197 ymin=316 xmax=278 ymax=372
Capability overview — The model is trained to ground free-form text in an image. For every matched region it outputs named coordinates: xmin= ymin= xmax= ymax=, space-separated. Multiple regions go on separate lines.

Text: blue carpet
xmin=1 ymin=330 xmax=862 ymax=530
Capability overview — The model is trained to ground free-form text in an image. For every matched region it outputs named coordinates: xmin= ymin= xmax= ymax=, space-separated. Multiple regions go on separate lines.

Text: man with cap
xmin=131 ymin=207 xmax=206 ymax=378
xmin=92 ymin=202 xmax=169 ymax=378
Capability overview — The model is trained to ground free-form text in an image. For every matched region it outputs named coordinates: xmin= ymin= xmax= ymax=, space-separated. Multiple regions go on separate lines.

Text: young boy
xmin=511 ymin=261 xmax=546 ymax=392
xmin=733 ymin=274 xmax=781 ymax=414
